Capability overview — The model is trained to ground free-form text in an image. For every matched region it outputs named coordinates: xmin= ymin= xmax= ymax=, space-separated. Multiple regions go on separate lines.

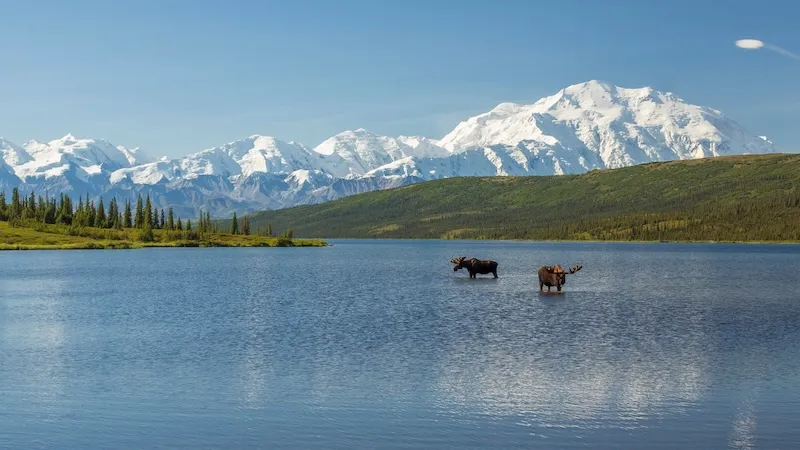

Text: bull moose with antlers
xmin=451 ymin=256 xmax=499 ymax=279
xmin=537 ymin=264 xmax=583 ymax=292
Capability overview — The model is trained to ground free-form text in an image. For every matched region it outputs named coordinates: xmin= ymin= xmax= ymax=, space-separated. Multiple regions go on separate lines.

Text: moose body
xmin=538 ymin=264 xmax=582 ymax=292
xmin=451 ymin=257 xmax=498 ymax=279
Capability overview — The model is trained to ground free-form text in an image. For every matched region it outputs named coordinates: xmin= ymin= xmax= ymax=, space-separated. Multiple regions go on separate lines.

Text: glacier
xmin=0 ymin=80 xmax=778 ymax=217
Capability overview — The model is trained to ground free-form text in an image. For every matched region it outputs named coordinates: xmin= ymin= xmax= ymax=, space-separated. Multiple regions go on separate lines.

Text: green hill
xmin=244 ymin=154 xmax=800 ymax=243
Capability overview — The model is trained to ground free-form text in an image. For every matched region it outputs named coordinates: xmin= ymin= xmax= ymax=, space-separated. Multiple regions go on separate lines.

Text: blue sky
xmin=1 ymin=0 xmax=799 ymax=158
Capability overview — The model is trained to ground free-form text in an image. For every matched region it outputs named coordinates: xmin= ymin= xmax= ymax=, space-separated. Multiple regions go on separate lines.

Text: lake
xmin=2 ymin=240 xmax=800 ymax=449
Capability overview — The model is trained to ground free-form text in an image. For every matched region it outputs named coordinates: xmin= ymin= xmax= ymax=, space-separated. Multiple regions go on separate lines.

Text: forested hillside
xmin=243 ymin=154 xmax=800 ymax=242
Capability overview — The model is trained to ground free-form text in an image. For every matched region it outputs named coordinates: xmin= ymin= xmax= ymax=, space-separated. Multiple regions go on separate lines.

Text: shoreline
xmin=314 ymin=236 xmax=800 ymax=246
xmin=0 ymin=239 xmax=328 ymax=251
xmin=0 ymin=221 xmax=328 ymax=251
xmin=0 ymin=239 xmax=331 ymax=252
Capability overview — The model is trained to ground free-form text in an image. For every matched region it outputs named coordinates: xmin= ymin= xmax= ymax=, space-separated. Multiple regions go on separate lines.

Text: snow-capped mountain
xmin=0 ymin=158 xmax=21 ymax=192
xmin=1 ymin=80 xmax=779 ymax=217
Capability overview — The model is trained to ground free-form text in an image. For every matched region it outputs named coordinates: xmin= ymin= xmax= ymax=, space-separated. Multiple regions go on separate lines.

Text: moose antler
xmin=568 ymin=265 xmax=583 ymax=274
xmin=451 ymin=256 xmax=466 ymax=264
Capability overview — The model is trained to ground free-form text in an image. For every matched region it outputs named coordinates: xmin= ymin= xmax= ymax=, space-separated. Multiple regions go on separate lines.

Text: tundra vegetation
xmin=0 ymin=191 xmax=326 ymax=250
xmin=242 ymin=154 xmax=800 ymax=243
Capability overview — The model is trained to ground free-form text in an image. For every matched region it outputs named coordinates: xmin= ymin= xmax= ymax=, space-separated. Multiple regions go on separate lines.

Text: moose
xmin=537 ymin=264 xmax=583 ymax=292
xmin=451 ymin=256 xmax=499 ymax=279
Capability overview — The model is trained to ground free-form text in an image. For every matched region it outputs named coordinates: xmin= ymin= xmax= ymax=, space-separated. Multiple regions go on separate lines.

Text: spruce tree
xmin=110 ymin=198 xmax=121 ymax=228
xmin=106 ymin=198 xmax=115 ymax=227
xmin=186 ymin=219 xmax=192 ymax=232
xmin=266 ymin=222 xmax=272 ymax=237
xmin=144 ymin=195 xmax=153 ymax=229
xmin=124 ymin=199 xmax=133 ymax=228
xmin=10 ymin=187 xmax=22 ymax=220
xmin=177 ymin=217 xmax=183 ymax=231
xmin=109 ymin=199 xmax=117 ymax=228
xmin=242 ymin=215 xmax=250 ymax=235
xmin=36 ymin=195 xmax=46 ymax=222
xmin=56 ymin=194 xmax=70 ymax=225
xmin=97 ymin=198 xmax=106 ymax=228
xmin=87 ymin=201 xmax=96 ymax=227
xmin=45 ymin=198 xmax=56 ymax=224
xmin=159 ymin=209 xmax=165 ymax=230
xmin=135 ymin=195 xmax=144 ymax=228
xmin=167 ymin=208 xmax=175 ymax=230
xmin=231 ymin=212 xmax=238 ymax=235
xmin=0 ymin=192 xmax=7 ymax=221
xmin=74 ymin=197 xmax=84 ymax=226
xmin=25 ymin=191 xmax=36 ymax=219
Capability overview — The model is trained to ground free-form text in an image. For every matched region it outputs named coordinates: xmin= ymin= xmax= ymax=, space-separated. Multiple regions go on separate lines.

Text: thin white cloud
xmin=736 ymin=38 xmax=800 ymax=60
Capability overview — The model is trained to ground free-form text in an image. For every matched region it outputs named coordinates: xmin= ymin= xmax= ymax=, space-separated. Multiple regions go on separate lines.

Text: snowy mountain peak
xmin=117 ymin=145 xmax=153 ymax=166
xmin=438 ymin=80 xmax=775 ymax=163
xmin=1 ymin=80 xmax=780 ymax=216
xmin=1 ymin=137 xmax=32 ymax=167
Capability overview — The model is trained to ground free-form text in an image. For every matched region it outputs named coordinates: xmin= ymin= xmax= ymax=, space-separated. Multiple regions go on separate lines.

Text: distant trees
xmin=197 ymin=210 xmax=213 ymax=233
xmin=0 ymin=192 xmax=7 ymax=221
xmin=242 ymin=215 xmax=250 ymax=235
xmin=1 ymin=189 xmax=298 ymax=241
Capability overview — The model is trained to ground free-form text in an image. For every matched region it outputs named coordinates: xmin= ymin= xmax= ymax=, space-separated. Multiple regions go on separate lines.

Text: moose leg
xmin=557 ymin=284 xmax=562 ymax=292
xmin=492 ymin=270 xmax=498 ymax=279
xmin=539 ymin=282 xmax=544 ymax=291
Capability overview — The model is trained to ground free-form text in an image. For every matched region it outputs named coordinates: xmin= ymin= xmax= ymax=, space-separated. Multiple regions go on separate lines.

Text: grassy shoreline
xmin=0 ymin=221 xmax=327 ymax=250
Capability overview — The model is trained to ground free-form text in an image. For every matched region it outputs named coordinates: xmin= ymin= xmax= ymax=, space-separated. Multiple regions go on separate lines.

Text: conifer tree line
xmin=1 ymin=187 xmax=297 ymax=239
xmin=225 ymin=213 xmax=290 ymax=238
xmin=0 ymin=188 xmax=213 ymax=233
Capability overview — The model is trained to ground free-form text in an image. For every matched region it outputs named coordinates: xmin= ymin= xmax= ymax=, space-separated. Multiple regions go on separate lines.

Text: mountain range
xmin=0 ymin=80 xmax=778 ymax=218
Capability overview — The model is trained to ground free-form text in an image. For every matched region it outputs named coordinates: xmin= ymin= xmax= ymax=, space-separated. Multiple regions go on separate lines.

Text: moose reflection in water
xmin=537 ymin=264 xmax=583 ymax=292
xmin=451 ymin=257 xmax=499 ymax=279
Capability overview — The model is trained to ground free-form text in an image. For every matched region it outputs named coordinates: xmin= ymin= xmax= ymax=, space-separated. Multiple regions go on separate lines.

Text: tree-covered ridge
xmin=242 ymin=154 xmax=800 ymax=243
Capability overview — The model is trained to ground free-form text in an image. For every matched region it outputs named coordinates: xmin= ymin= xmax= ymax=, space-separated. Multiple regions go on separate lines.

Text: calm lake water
xmin=2 ymin=240 xmax=800 ymax=449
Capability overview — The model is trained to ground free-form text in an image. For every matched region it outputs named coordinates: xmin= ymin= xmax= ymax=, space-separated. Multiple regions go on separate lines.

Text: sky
xmin=1 ymin=0 xmax=799 ymax=158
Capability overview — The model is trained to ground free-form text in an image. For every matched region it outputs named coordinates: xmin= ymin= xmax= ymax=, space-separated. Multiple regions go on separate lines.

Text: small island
xmin=0 ymin=190 xmax=326 ymax=250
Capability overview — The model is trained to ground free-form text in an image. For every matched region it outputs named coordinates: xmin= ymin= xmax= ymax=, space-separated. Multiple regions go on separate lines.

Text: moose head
xmin=451 ymin=256 xmax=467 ymax=272
xmin=551 ymin=264 xmax=582 ymax=284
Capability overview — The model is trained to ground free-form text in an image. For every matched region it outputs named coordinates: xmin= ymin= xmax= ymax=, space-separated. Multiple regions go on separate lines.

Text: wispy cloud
xmin=735 ymin=39 xmax=800 ymax=60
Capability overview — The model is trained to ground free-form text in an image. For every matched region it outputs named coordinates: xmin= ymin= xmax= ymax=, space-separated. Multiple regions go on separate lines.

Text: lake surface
xmin=2 ymin=240 xmax=800 ymax=449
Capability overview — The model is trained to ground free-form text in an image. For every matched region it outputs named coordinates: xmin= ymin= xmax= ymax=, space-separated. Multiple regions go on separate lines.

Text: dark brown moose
xmin=451 ymin=257 xmax=499 ymax=279
xmin=537 ymin=264 xmax=582 ymax=292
